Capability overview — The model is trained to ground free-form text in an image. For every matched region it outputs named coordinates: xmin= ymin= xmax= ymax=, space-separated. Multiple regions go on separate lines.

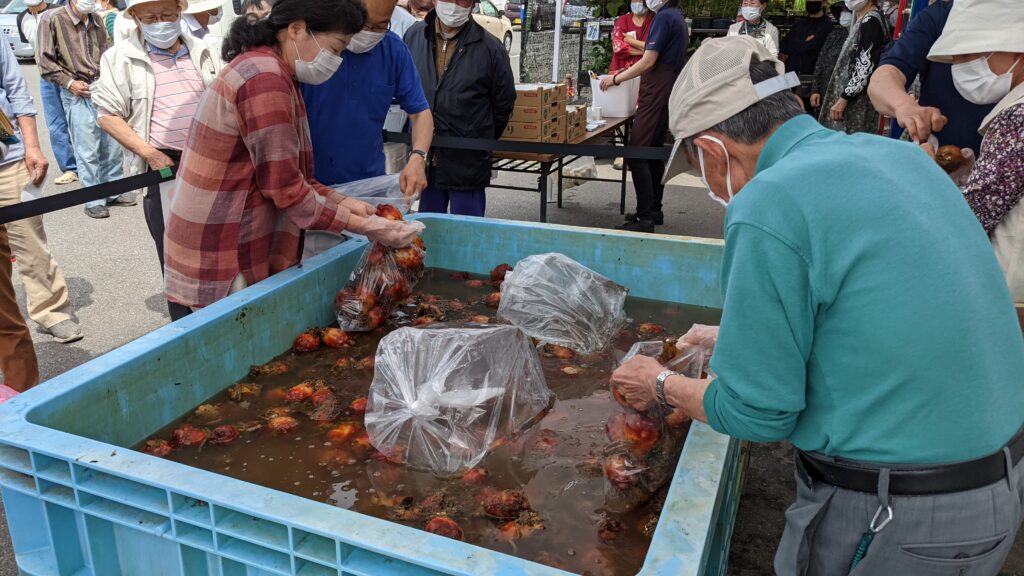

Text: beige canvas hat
xmin=662 ymin=35 xmax=798 ymax=183
xmin=928 ymin=0 xmax=1024 ymax=64
xmin=183 ymin=0 xmax=226 ymax=13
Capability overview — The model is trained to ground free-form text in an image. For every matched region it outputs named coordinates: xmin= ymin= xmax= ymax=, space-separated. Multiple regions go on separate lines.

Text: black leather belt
xmin=797 ymin=426 xmax=1024 ymax=496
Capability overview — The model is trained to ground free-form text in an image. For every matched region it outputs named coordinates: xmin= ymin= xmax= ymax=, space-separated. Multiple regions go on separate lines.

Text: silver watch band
xmin=656 ymin=370 xmax=676 ymax=410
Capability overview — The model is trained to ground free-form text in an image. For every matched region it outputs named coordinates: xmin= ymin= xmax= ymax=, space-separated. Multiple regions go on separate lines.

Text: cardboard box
xmin=510 ymin=101 xmax=561 ymax=123
xmin=502 ymin=121 xmax=557 ymax=142
xmin=514 ymin=82 xmax=568 ymax=107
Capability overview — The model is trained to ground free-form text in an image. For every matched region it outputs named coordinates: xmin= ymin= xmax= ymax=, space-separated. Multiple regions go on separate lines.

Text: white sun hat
xmin=928 ymin=0 xmax=1024 ymax=63
xmin=662 ymin=35 xmax=799 ymax=183
xmin=124 ymin=0 xmax=188 ymax=15
xmin=183 ymin=0 xmax=226 ymax=14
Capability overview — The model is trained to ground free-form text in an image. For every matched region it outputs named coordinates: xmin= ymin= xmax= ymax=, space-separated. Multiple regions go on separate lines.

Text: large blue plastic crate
xmin=0 ymin=216 xmax=742 ymax=576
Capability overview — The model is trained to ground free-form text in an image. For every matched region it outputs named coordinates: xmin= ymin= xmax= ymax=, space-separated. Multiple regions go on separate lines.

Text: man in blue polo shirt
xmin=867 ymin=0 xmax=993 ymax=151
xmin=303 ymin=0 xmax=434 ymax=195
xmin=614 ymin=36 xmax=1024 ymax=575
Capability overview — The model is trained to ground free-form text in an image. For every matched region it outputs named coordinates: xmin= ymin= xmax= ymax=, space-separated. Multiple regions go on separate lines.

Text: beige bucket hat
xmin=662 ymin=35 xmax=798 ymax=183
xmin=928 ymin=0 xmax=1024 ymax=63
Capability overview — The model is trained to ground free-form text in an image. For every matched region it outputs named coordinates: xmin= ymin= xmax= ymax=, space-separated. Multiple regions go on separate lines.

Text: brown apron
xmin=629 ymin=61 xmax=681 ymax=148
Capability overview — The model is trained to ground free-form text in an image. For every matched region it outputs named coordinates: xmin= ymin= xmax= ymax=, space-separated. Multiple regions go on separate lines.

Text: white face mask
xmin=839 ymin=11 xmax=853 ymax=27
xmin=436 ymin=1 xmax=471 ymax=28
xmin=845 ymin=0 xmax=867 ymax=12
xmin=951 ymin=54 xmax=1021 ymax=106
xmin=294 ymin=33 xmax=343 ymax=86
xmin=76 ymin=0 xmax=96 ymax=14
xmin=740 ymin=6 xmax=761 ymax=21
xmin=645 ymin=0 xmax=666 ymax=12
xmin=347 ymin=30 xmax=386 ymax=54
xmin=206 ymin=8 xmax=222 ymax=26
xmin=141 ymin=21 xmax=181 ymax=49
xmin=630 ymin=2 xmax=646 ymax=14
xmin=696 ymin=135 xmax=734 ymax=209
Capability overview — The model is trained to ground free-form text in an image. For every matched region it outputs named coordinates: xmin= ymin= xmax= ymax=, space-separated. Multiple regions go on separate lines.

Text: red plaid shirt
xmin=164 ymin=47 xmax=351 ymax=308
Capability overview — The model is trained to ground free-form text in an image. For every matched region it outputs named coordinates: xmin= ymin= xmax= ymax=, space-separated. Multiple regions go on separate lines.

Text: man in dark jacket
xmin=404 ymin=0 xmax=516 ymax=216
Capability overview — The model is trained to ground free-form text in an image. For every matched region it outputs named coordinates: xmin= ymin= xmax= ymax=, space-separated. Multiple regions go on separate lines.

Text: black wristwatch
xmin=410 ymin=149 xmax=428 ymax=161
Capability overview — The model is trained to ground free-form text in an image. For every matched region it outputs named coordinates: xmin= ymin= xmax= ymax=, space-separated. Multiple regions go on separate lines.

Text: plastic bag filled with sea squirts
xmin=364 ymin=325 xmax=554 ymax=476
xmin=497 ymin=253 xmax=629 ymax=355
xmin=603 ymin=338 xmax=705 ymax=512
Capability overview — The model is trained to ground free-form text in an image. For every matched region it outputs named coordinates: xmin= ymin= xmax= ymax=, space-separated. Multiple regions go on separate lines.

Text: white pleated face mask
xmin=696 ymin=135 xmax=734 ymax=209
xmin=436 ymin=1 xmax=472 ymax=28
xmin=294 ymin=33 xmax=343 ymax=85
xmin=951 ymin=54 xmax=1021 ymax=106
xmin=347 ymin=30 xmax=386 ymax=54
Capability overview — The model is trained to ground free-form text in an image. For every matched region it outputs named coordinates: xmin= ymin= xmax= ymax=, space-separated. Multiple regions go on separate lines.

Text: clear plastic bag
xmin=604 ymin=338 xmax=705 ymax=512
xmin=331 ymin=174 xmax=418 ymax=214
xmin=364 ymin=325 xmax=554 ymax=476
xmin=334 ymin=207 xmax=426 ymax=332
xmin=497 ymin=253 xmax=629 ymax=355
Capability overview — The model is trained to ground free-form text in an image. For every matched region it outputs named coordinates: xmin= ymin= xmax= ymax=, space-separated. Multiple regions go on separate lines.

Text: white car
xmin=472 ymin=0 xmax=513 ymax=52
xmin=0 ymin=0 xmax=67 ymax=60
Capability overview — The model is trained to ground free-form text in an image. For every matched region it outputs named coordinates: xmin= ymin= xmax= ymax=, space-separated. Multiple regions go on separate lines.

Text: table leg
xmin=539 ymin=161 xmax=551 ymax=223
xmin=620 ymin=124 xmax=630 ymax=214
xmin=557 ymin=156 xmax=564 ymax=209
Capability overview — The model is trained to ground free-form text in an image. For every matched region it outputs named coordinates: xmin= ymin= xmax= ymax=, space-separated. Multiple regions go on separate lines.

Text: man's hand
xmin=23 ymin=146 xmax=49 ymax=186
xmin=894 ymin=100 xmax=947 ymax=144
xmin=350 ymin=215 xmax=422 ymax=248
xmin=599 ymin=75 xmax=617 ymax=92
xmin=610 ymin=355 xmax=664 ymax=412
xmin=340 ymin=197 xmax=376 ymax=218
xmin=400 ymin=154 xmax=428 ymax=197
xmin=143 ymin=146 xmax=175 ymax=170
xmin=829 ymin=97 xmax=848 ymax=121
xmin=809 ymin=93 xmax=821 ymax=108
xmin=69 ymin=80 xmax=91 ymax=98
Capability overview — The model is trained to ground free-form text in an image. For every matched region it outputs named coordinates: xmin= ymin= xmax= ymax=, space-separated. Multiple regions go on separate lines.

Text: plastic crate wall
xmin=0 ymin=216 xmax=738 ymax=576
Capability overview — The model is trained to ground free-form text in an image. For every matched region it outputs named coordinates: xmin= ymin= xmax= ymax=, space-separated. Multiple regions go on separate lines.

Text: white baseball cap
xmin=183 ymin=0 xmax=226 ymax=13
xmin=125 ymin=0 xmax=189 ymax=15
xmin=662 ymin=36 xmax=799 ymax=183
xmin=928 ymin=0 xmax=1024 ymax=64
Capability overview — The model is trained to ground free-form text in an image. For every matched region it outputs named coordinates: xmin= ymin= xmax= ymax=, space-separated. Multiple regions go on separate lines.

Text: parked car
xmin=0 ymin=0 xmax=66 ymax=60
xmin=509 ymin=0 xmax=592 ymax=32
xmin=472 ymin=0 xmax=514 ymax=52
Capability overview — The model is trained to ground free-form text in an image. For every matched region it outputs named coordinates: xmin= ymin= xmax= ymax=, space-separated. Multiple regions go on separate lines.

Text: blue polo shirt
xmin=703 ymin=115 xmax=1024 ymax=465
xmin=303 ymin=32 xmax=429 ymax=186
xmin=879 ymin=0 xmax=993 ymax=151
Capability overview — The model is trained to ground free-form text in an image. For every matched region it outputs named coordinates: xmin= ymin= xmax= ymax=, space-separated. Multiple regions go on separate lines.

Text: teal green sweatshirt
xmin=703 ymin=115 xmax=1024 ymax=464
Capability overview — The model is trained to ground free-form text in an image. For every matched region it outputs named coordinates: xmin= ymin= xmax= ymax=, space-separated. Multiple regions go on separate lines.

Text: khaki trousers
xmin=0 ymin=161 xmax=71 ymax=329
xmin=0 ymin=225 xmax=39 ymax=391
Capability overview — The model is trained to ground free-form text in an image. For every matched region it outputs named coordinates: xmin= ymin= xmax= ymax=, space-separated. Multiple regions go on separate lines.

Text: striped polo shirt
xmin=148 ymin=44 xmax=206 ymax=151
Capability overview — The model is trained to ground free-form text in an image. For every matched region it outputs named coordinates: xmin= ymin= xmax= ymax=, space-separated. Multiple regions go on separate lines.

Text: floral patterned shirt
xmin=963 ymin=104 xmax=1024 ymax=234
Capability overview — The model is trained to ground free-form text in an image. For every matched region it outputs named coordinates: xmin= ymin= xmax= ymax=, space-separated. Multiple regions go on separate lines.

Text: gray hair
xmin=702 ymin=57 xmax=804 ymax=145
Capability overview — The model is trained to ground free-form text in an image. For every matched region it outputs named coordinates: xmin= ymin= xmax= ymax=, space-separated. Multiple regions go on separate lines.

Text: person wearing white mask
xmin=612 ymin=35 xmax=1024 ymax=576
xmin=809 ymin=4 xmax=851 ymax=114
xmin=91 ymin=0 xmax=219 ymax=320
xmin=37 ymin=0 xmax=131 ymax=218
xmin=301 ymin=0 xmax=433 ymax=259
xmin=925 ymin=0 xmax=1024 ymax=329
xmin=163 ymin=0 xmax=422 ymax=314
xmin=403 ymin=0 xmax=515 ymax=216
xmin=727 ymin=0 xmax=779 ymax=57
xmin=817 ymin=0 xmax=890 ymax=134
xmin=180 ymin=0 xmax=224 ymax=40
xmin=598 ymin=0 xmax=687 ymax=232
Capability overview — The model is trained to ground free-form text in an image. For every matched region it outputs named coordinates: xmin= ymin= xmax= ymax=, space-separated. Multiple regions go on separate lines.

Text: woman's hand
xmin=809 ymin=93 xmax=821 ymax=108
xmin=340 ymin=197 xmax=376 ymax=218
xmin=829 ymin=97 xmax=848 ymax=121
xmin=599 ymin=75 xmax=617 ymax=92
xmin=610 ymin=355 xmax=664 ymax=412
xmin=350 ymin=215 xmax=422 ymax=248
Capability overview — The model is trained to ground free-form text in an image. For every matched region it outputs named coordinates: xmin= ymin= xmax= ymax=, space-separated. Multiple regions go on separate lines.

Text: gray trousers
xmin=775 ymin=453 xmax=1024 ymax=576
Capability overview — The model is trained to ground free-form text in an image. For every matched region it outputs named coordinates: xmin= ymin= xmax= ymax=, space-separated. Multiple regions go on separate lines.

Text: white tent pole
xmin=551 ymin=0 xmax=564 ymax=82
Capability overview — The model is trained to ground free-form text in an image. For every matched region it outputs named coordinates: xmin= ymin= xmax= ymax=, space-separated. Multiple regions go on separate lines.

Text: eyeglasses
xmin=137 ymin=10 xmax=181 ymax=24
xmin=363 ymin=21 xmax=391 ymax=33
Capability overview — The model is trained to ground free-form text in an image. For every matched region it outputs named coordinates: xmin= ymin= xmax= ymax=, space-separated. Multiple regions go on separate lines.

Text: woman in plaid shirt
xmin=164 ymin=0 xmax=421 ymax=310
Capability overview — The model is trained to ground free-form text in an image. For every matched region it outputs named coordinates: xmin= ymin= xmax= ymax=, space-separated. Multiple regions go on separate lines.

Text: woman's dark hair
xmin=222 ymin=0 xmax=367 ymax=62
xmin=241 ymin=0 xmax=275 ymax=12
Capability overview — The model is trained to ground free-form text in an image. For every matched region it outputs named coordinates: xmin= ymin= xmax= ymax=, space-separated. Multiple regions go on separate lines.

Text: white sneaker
xmin=54 ymin=171 xmax=79 ymax=185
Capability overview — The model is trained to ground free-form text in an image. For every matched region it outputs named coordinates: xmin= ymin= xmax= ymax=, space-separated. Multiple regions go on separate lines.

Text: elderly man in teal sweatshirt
xmin=611 ymin=36 xmax=1024 ymax=576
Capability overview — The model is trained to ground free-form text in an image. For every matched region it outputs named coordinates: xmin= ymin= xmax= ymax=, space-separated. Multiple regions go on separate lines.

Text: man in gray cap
xmin=610 ymin=35 xmax=1024 ymax=575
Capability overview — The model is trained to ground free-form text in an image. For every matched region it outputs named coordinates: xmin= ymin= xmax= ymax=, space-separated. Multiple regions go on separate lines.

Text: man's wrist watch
xmin=410 ymin=149 xmax=428 ymax=161
xmin=656 ymin=370 xmax=677 ymax=411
